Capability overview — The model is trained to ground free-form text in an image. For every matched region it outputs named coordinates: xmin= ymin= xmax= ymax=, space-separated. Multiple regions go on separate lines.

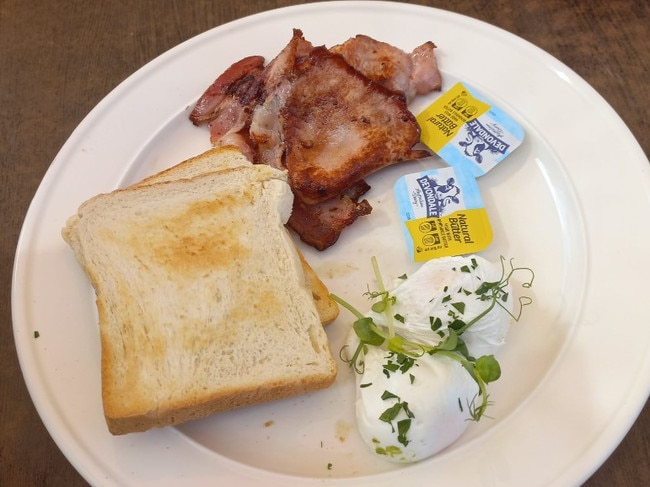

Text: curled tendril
xmin=495 ymin=255 xmax=535 ymax=322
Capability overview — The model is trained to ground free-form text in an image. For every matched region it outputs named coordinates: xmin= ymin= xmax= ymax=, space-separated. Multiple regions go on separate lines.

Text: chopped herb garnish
xmin=397 ymin=418 xmax=412 ymax=446
xmin=383 ymin=362 xmax=400 ymax=376
xmin=379 ymin=401 xmax=404 ymax=423
xmin=448 ymin=319 xmax=466 ymax=331
xmin=430 ymin=316 xmax=442 ymax=331
xmin=378 ymin=391 xmax=414 ymax=446
xmin=451 ymin=302 xmax=466 ymax=314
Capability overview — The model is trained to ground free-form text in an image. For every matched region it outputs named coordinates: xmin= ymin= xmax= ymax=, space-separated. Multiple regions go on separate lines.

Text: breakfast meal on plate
xmin=190 ymin=29 xmax=442 ymax=249
xmin=61 ymin=27 xmax=532 ymax=465
xmin=332 ymin=255 xmax=533 ymax=462
xmin=62 ymin=146 xmax=338 ymax=435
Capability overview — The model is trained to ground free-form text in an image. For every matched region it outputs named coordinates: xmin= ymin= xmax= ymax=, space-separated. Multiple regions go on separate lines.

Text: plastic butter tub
xmin=416 ymin=81 xmax=524 ymax=178
xmin=394 ymin=165 xmax=493 ymax=262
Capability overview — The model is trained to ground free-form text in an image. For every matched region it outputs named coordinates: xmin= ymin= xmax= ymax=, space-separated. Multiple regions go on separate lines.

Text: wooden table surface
xmin=2 ymin=0 xmax=648 ymax=485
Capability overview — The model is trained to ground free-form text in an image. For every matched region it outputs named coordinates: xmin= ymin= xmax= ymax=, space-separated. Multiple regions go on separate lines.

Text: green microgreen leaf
xmin=475 ymin=355 xmax=501 ymax=383
xmin=353 ymin=317 xmax=384 ymax=346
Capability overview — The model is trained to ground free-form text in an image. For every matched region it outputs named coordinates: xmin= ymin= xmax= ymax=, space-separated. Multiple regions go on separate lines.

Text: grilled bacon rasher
xmin=190 ymin=29 xmax=442 ymax=250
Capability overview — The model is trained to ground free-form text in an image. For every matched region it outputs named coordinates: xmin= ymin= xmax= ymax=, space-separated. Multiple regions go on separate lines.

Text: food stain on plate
xmin=335 ymin=419 xmax=352 ymax=442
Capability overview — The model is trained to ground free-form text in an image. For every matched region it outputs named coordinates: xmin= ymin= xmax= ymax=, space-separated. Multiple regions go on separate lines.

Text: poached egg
xmin=348 ymin=255 xmax=514 ymax=462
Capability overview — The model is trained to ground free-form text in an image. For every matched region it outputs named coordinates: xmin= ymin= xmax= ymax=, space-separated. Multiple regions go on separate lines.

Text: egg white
xmin=354 ymin=344 xmax=479 ymax=462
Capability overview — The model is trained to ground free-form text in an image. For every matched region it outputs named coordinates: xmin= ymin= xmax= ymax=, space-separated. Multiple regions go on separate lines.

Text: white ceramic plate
xmin=12 ymin=2 xmax=650 ymax=486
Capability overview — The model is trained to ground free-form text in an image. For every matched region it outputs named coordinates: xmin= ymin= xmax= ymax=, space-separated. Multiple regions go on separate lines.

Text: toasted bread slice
xmin=63 ymin=161 xmax=337 ymax=434
xmin=134 ymin=146 xmax=339 ymax=325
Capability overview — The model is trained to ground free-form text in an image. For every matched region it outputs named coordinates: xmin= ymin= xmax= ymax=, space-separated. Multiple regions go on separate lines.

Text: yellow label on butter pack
xmin=417 ymin=83 xmax=491 ymax=153
xmin=404 ymin=209 xmax=493 ymax=262
xmin=417 ymin=82 xmax=524 ymax=177
xmin=394 ymin=165 xmax=493 ymax=262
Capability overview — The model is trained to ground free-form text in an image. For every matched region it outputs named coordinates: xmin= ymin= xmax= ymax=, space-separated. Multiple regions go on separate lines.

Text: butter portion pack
xmin=417 ymin=82 xmax=524 ymax=177
xmin=394 ymin=165 xmax=492 ymax=262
